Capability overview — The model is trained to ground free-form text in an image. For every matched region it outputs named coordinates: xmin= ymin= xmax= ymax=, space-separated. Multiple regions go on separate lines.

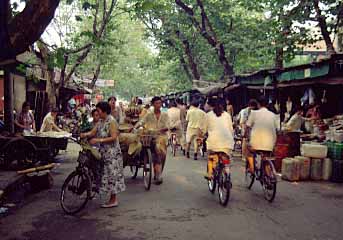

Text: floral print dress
xmin=97 ymin=115 xmax=126 ymax=195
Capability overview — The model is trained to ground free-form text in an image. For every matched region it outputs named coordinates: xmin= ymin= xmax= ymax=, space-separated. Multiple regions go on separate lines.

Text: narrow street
xmin=1 ymin=143 xmax=343 ymax=240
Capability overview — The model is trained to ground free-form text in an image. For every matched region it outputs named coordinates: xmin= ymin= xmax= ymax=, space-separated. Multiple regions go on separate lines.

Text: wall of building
xmin=11 ymin=73 xmax=26 ymax=112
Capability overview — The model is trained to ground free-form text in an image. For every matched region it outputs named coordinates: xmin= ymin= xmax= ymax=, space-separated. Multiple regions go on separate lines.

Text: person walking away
xmin=246 ymin=96 xmax=279 ymax=172
xmin=15 ymin=101 xmax=36 ymax=134
xmin=40 ymin=108 xmax=63 ymax=133
xmin=203 ymin=98 xmax=234 ymax=179
xmin=134 ymin=96 xmax=169 ymax=185
xmin=185 ymin=100 xmax=205 ymax=160
xmin=81 ymin=102 xmax=125 ymax=208
xmin=108 ymin=96 xmax=124 ymax=124
xmin=167 ymin=101 xmax=186 ymax=152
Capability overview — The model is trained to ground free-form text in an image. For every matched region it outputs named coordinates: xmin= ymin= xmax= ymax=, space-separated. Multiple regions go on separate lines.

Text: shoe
xmin=154 ymin=176 xmax=163 ymax=185
xmin=194 ymin=153 xmax=198 ymax=160
xmin=186 ymin=152 xmax=190 ymax=158
xmin=182 ymin=149 xmax=186 ymax=156
xmin=101 ymin=202 xmax=118 ymax=208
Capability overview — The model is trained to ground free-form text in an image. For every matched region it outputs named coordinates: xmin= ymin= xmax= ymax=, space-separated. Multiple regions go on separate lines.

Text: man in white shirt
xmin=40 ymin=108 xmax=63 ymax=133
xmin=185 ymin=100 xmax=205 ymax=160
xmin=246 ymin=96 xmax=279 ymax=153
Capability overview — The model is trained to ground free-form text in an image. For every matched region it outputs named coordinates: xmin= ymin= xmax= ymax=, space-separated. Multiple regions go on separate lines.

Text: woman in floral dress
xmin=81 ymin=101 xmax=125 ymax=208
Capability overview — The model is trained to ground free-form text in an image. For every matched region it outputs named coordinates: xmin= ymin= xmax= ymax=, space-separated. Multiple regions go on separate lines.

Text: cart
xmin=0 ymin=132 xmax=70 ymax=170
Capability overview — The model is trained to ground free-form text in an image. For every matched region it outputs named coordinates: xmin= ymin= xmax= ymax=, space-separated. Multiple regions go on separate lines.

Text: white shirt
xmin=286 ymin=113 xmax=303 ymax=131
xmin=238 ymin=107 xmax=250 ymax=125
xmin=167 ymin=107 xmax=181 ymax=129
xmin=40 ymin=112 xmax=56 ymax=132
xmin=204 ymin=111 xmax=234 ymax=155
xmin=246 ymin=108 xmax=279 ymax=152
xmin=186 ymin=106 xmax=205 ymax=129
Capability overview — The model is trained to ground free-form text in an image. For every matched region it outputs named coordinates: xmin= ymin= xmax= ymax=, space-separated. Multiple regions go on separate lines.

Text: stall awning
xmin=277 ymin=63 xmax=330 ymax=83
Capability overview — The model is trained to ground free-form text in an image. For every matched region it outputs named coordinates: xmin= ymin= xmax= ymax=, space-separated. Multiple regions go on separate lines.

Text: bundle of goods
xmin=125 ymin=105 xmax=142 ymax=125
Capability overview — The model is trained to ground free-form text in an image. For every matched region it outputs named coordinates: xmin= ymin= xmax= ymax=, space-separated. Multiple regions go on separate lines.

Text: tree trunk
xmin=0 ymin=0 xmax=60 ymax=63
xmin=175 ymin=31 xmax=201 ymax=80
xmin=175 ymin=0 xmax=234 ymax=80
xmin=313 ymin=0 xmax=336 ymax=56
xmin=179 ymin=55 xmax=193 ymax=81
xmin=275 ymin=47 xmax=284 ymax=69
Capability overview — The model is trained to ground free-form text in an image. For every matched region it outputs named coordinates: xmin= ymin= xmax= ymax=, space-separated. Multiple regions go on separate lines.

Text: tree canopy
xmin=2 ymin=0 xmax=342 ymax=100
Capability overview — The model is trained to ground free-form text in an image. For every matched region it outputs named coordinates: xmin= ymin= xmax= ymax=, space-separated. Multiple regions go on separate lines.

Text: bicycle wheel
xmin=218 ymin=168 xmax=231 ymax=206
xmin=207 ymin=166 xmax=216 ymax=194
xmin=262 ymin=160 xmax=277 ymax=202
xmin=245 ymin=159 xmax=255 ymax=189
xmin=60 ymin=170 xmax=91 ymax=214
xmin=142 ymin=148 xmax=152 ymax=191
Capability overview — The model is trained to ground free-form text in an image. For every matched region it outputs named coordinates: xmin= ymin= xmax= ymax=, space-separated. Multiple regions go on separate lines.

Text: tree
xmin=0 ymin=0 xmax=60 ymax=63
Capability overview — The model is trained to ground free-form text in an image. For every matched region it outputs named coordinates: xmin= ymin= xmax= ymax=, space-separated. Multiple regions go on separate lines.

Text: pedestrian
xmin=15 ymin=101 xmax=36 ymax=134
xmin=81 ymin=101 xmax=125 ymax=208
xmin=108 ymin=96 xmax=124 ymax=124
xmin=203 ymin=98 xmax=234 ymax=179
xmin=185 ymin=99 xmax=206 ymax=160
xmin=91 ymin=109 xmax=101 ymax=128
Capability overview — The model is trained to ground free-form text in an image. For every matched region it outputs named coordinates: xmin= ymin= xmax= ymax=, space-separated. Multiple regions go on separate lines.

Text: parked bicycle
xmin=206 ymin=152 xmax=232 ymax=206
xmin=245 ymin=150 xmax=277 ymax=202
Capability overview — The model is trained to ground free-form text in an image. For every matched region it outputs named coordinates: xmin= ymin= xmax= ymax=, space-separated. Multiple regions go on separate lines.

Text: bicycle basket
xmin=140 ymin=134 xmax=154 ymax=147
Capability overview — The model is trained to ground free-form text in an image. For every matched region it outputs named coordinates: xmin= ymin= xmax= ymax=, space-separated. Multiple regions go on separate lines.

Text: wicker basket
xmin=140 ymin=135 xmax=154 ymax=147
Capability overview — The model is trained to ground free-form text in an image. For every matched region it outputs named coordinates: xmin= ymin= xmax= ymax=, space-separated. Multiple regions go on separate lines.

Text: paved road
xmin=1 ymin=143 xmax=343 ymax=240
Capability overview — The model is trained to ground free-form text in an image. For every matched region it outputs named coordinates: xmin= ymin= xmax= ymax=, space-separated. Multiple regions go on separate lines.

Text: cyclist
xmin=134 ymin=96 xmax=169 ymax=185
xmin=203 ymin=98 xmax=234 ymax=179
xmin=167 ymin=101 xmax=186 ymax=152
xmin=246 ymin=96 xmax=279 ymax=173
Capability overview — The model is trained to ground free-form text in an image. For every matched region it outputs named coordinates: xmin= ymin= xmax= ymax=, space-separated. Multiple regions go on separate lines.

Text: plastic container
xmin=301 ymin=144 xmax=328 ymax=159
xmin=331 ymin=159 xmax=343 ymax=183
xmin=281 ymin=158 xmax=300 ymax=181
xmin=322 ymin=158 xmax=332 ymax=181
xmin=311 ymin=158 xmax=323 ymax=180
xmin=334 ymin=131 xmax=343 ymax=143
xmin=326 ymin=142 xmax=343 ymax=160
xmin=295 ymin=156 xmax=311 ymax=180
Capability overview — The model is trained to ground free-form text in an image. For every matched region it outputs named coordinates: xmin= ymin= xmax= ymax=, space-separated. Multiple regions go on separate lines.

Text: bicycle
xmin=245 ymin=150 xmax=277 ymax=202
xmin=60 ymin=138 xmax=101 ymax=214
xmin=206 ymin=152 xmax=232 ymax=206
xmin=169 ymin=128 xmax=185 ymax=157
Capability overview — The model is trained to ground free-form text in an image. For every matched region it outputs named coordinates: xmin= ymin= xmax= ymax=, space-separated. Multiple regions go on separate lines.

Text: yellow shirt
xmin=138 ymin=112 xmax=169 ymax=135
xmin=186 ymin=106 xmax=205 ymax=129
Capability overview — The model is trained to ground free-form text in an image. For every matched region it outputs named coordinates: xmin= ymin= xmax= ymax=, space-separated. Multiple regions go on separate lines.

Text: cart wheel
xmin=2 ymin=138 xmax=37 ymax=170
xmin=130 ymin=165 xmax=139 ymax=179
xmin=142 ymin=148 xmax=152 ymax=191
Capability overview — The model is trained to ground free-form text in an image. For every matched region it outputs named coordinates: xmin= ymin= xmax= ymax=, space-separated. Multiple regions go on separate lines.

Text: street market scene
xmin=0 ymin=0 xmax=343 ymax=239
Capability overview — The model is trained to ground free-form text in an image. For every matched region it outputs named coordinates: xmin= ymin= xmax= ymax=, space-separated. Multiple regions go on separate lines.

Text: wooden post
xmin=4 ymin=70 xmax=14 ymax=133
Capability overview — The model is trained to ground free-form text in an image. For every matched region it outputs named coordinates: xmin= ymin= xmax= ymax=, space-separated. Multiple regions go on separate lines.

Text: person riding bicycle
xmin=133 ymin=96 xmax=169 ymax=185
xmin=245 ymin=96 xmax=279 ymax=173
xmin=203 ymin=98 xmax=234 ymax=180
xmin=167 ymin=101 xmax=186 ymax=152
